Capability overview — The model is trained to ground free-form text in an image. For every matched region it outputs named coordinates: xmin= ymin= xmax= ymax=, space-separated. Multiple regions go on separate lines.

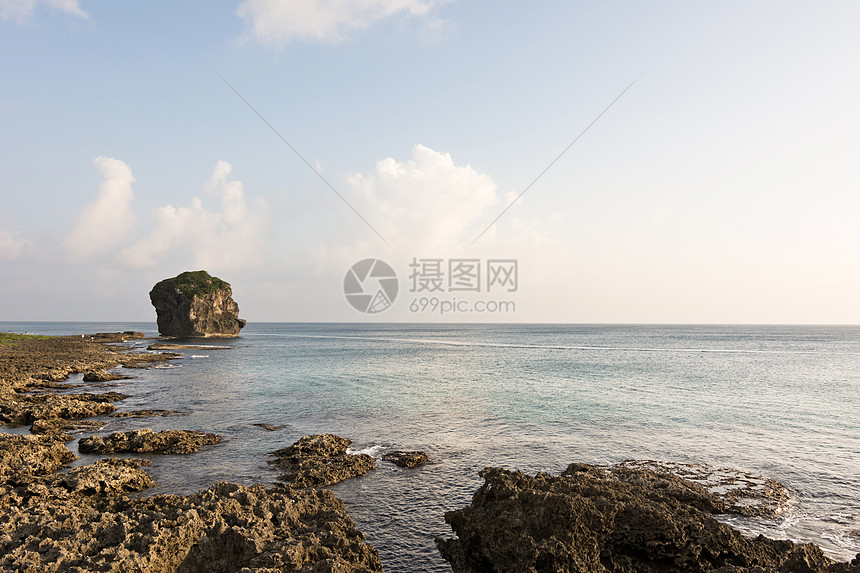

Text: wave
xmin=347 ymin=445 xmax=385 ymax=459
xmin=277 ymin=334 xmax=860 ymax=357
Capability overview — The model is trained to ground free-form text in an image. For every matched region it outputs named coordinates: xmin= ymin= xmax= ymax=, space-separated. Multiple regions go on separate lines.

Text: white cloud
xmin=0 ymin=0 xmax=86 ymax=23
xmin=237 ymin=0 xmax=442 ymax=45
xmin=296 ymin=144 xmax=575 ymax=322
xmin=0 ymin=230 xmax=26 ymax=260
xmin=119 ymin=161 xmax=268 ymax=271
xmin=347 ymin=143 xmax=499 ymax=255
xmin=65 ymin=157 xmax=136 ymax=262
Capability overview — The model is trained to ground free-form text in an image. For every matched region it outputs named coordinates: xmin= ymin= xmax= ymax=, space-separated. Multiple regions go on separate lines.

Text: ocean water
xmin=2 ymin=322 xmax=859 ymax=571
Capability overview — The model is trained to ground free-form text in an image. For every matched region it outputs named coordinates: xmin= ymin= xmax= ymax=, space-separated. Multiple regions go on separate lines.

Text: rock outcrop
xmin=437 ymin=464 xmax=860 ymax=573
xmin=30 ymin=418 xmax=105 ymax=441
xmin=78 ymin=429 xmax=221 ymax=455
xmin=383 ymin=450 xmax=429 ymax=468
xmin=82 ymin=369 xmax=131 ymax=382
xmin=616 ymin=459 xmax=791 ymax=518
xmin=0 ymin=434 xmax=77 ymax=485
xmin=270 ymin=434 xmax=376 ymax=487
xmin=0 ymin=455 xmax=383 ymax=573
xmin=110 ymin=409 xmax=185 ymax=418
xmin=253 ymin=423 xmax=286 ymax=431
xmin=149 ymin=270 xmax=246 ymax=338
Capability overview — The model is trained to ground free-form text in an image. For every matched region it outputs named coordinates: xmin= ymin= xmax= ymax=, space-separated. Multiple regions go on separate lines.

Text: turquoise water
xmin=2 ymin=322 xmax=859 ymax=571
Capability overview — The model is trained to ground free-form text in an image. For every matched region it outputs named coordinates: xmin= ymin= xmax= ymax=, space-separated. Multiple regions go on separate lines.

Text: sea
xmin=1 ymin=322 xmax=859 ymax=571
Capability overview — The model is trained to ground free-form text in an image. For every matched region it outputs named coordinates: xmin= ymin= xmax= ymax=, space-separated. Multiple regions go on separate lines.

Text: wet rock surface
xmin=382 ymin=450 xmax=429 ymax=468
xmin=437 ymin=464 xmax=860 ymax=573
xmin=149 ymin=270 xmax=246 ymax=338
xmin=82 ymin=369 xmax=132 ymax=382
xmin=89 ymin=331 xmax=146 ymax=342
xmin=253 ymin=422 xmax=286 ymax=431
xmin=79 ymin=429 xmax=222 ymax=455
xmin=110 ymin=409 xmax=186 ymax=418
xmin=29 ymin=418 xmax=105 ymax=441
xmin=270 ymin=434 xmax=377 ymax=487
xmin=617 ymin=459 xmax=791 ymax=518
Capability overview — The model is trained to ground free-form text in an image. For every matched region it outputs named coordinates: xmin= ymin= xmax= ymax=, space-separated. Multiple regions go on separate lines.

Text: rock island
xmin=149 ymin=270 xmax=246 ymax=338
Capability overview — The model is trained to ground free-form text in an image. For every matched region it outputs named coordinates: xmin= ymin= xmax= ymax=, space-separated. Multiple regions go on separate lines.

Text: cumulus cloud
xmin=297 ymin=143 xmax=574 ymax=322
xmin=237 ymin=0 xmax=442 ymax=45
xmin=0 ymin=230 xmax=26 ymax=260
xmin=0 ymin=0 xmax=86 ymax=22
xmin=119 ymin=161 xmax=268 ymax=271
xmin=65 ymin=157 xmax=136 ymax=262
xmin=347 ymin=144 xmax=499 ymax=254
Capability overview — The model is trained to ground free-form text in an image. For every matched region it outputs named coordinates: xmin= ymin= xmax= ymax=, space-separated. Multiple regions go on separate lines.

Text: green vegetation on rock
xmin=155 ymin=270 xmax=230 ymax=299
xmin=149 ymin=270 xmax=244 ymax=337
xmin=0 ymin=333 xmax=52 ymax=345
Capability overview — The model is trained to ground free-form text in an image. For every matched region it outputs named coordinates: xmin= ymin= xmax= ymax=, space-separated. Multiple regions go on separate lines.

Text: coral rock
xmin=437 ymin=464 xmax=845 ymax=573
xmin=82 ymin=369 xmax=131 ymax=382
xmin=78 ymin=429 xmax=221 ymax=455
xmin=270 ymin=434 xmax=376 ymax=487
xmin=382 ymin=450 xmax=429 ymax=468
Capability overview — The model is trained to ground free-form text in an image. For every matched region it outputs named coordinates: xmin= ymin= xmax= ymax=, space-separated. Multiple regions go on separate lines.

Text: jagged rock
xmin=437 ymin=464 xmax=849 ymax=573
xmin=0 ymin=434 xmax=77 ymax=485
xmin=110 ymin=409 xmax=185 ymax=418
xmin=616 ymin=460 xmax=791 ymax=518
xmin=78 ymin=429 xmax=221 ymax=455
xmin=0 ymin=473 xmax=383 ymax=573
xmin=253 ymin=423 xmax=286 ymax=431
xmin=36 ymin=458 xmax=156 ymax=496
xmin=383 ymin=450 xmax=429 ymax=468
xmin=63 ymin=391 xmax=129 ymax=402
xmin=89 ymin=331 xmax=145 ymax=342
xmin=30 ymin=418 xmax=105 ymax=441
xmin=1 ymin=393 xmax=119 ymax=425
xmin=82 ymin=369 xmax=131 ymax=382
xmin=270 ymin=434 xmax=376 ymax=487
xmin=149 ymin=270 xmax=246 ymax=338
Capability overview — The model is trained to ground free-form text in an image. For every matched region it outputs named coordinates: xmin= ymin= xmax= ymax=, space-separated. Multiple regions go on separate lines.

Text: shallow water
xmin=3 ymin=321 xmax=859 ymax=571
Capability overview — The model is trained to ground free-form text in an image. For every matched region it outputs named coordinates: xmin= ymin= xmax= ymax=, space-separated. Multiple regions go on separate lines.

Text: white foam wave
xmin=347 ymin=445 xmax=385 ymax=459
xmin=190 ymin=355 xmax=209 ymax=359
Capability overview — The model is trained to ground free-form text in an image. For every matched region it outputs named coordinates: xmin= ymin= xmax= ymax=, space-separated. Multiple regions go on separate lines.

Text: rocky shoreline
xmin=1 ymin=333 xmax=858 ymax=572
xmin=436 ymin=465 xmax=860 ymax=573
xmin=0 ymin=334 xmax=383 ymax=572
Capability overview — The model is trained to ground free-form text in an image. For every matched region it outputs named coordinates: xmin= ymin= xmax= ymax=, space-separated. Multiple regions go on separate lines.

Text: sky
xmin=1 ymin=0 xmax=859 ymax=324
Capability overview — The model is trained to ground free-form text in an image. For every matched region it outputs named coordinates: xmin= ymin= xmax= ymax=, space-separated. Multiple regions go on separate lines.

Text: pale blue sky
xmin=1 ymin=1 xmax=858 ymax=323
